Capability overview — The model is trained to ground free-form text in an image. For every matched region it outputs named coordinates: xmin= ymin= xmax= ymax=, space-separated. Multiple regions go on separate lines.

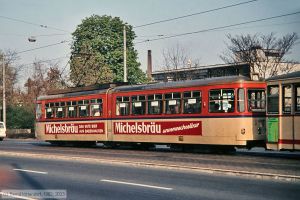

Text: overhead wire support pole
xmin=2 ymin=55 xmax=5 ymax=126
xmin=123 ymin=25 xmax=127 ymax=82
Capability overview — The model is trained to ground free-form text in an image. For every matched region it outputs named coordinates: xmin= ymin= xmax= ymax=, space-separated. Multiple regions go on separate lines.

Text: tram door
xmin=294 ymin=85 xmax=300 ymax=150
xmin=282 ymin=85 xmax=294 ymax=150
xmin=267 ymin=85 xmax=279 ymax=146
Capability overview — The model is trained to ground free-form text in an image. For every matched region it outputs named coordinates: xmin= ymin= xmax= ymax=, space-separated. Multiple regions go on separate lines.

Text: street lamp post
xmin=123 ymin=25 xmax=127 ymax=83
xmin=2 ymin=55 xmax=5 ymax=126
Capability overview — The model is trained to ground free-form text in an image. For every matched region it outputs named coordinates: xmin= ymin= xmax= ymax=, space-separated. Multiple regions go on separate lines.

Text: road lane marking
xmin=1 ymin=151 xmax=299 ymax=182
xmin=13 ymin=168 xmax=48 ymax=175
xmin=0 ymin=192 xmax=37 ymax=200
xmin=100 ymin=179 xmax=173 ymax=190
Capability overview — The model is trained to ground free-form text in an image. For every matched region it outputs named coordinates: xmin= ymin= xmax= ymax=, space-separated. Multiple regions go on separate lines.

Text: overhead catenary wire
xmin=136 ymin=20 xmax=300 ymax=40
xmin=133 ymin=0 xmax=258 ymax=28
xmin=15 ymin=40 xmax=71 ymax=55
xmin=135 ymin=11 xmax=300 ymax=44
xmin=0 ymin=15 xmax=72 ymax=33
xmin=0 ymin=33 xmax=69 ymax=37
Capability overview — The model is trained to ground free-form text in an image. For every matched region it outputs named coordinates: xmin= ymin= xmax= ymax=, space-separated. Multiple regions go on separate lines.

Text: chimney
xmin=147 ymin=50 xmax=152 ymax=80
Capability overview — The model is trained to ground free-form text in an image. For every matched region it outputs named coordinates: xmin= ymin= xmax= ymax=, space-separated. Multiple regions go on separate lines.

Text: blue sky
xmin=1 ymin=0 xmax=300 ymax=85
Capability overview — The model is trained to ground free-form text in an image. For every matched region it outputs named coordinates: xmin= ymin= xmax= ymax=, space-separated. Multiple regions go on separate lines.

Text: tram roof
xmin=266 ymin=71 xmax=300 ymax=82
xmin=37 ymin=76 xmax=254 ymax=101
xmin=37 ymin=83 xmax=126 ymax=101
xmin=112 ymin=76 xmax=252 ymax=92
xmin=37 ymin=88 xmax=109 ymax=101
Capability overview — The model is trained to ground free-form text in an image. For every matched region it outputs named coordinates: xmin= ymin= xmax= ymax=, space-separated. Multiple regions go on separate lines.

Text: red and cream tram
xmin=35 ymin=76 xmax=266 ymax=149
xmin=266 ymin=71 xmax=300 ymax=151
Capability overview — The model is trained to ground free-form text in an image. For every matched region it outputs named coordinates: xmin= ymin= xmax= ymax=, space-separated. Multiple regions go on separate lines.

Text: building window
xmin=238 ymin=88 xmax=245 ymax=112
xmin=90 ymin=99 xmax=103 ymax=117
xmin=267 ymin=86 xmax=279 ymax=114
xmin=209 ymin=89 xmax=235 ymax=113
xmin=132 ymin=95 xmax=146 ymax=115
xmin=148 ymin=94 xmax=163 ymax=115
xmin=183 ymin=91 xmax=201 ymax=114
xmin=67 ymin=101 xmax=77 ymax=118
xmin=116 ymin=96 xmax=130 ymax=116
xmin=248 ymin=89 xmax=265 ymax=112
xmin=165 ymin=92 xmax=181 ymax=114
xmin=283 ymin=85 xmax=292 ymax=113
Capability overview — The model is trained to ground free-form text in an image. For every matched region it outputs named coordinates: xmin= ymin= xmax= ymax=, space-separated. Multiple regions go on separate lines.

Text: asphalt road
xmin=0 ymin=139 xmax=300 ymax=199
xmin=1 ymin=154 xmax=300 ymax=200
xmin=0 ymin=139 xmax=300 ymax=177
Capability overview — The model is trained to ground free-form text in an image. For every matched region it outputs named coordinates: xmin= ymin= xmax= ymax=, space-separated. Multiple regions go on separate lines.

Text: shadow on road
xmin=10 ymin=163 xmax=46 ymax=190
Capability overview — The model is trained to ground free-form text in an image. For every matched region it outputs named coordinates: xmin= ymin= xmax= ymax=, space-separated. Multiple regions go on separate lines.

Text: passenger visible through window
xmin=183 ymin=91 xmax=201 ymax=114
xmin=91 ymin=99 xmax=103 ymax=116
xmin=248 ymin=89 xmax=266 ymax=112
xmin=165 ymin=92 xmax=181 ymax=114
xmin=209 ymin=89 xmax=235 ymax=113
xmin=78 ymin=100 xmax=90 ymax=117
xmin=55 ymin=102 xmax=66 ymax=118
xmin=45 ymin=103 xmax=55 ymax=118
xmin=67 ymin=101 xmax=77 ymax=118
xmin=148 ymin=94 xmax=163 ymax=115
xmin=116 ymin=96 xmax=130 ymax=116
xmin=132 ymin=95 xmax=146 ymax=115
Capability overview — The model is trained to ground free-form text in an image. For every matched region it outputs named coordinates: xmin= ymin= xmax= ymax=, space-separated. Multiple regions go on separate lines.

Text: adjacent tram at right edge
xmin=266 ymin=71 xmax=300 ymax=151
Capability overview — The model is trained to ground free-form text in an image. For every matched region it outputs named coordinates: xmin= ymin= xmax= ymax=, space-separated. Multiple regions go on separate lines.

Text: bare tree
xmin=162 ymin=43 xmax=197 ymax=81
xmin=220 ymin=32 xmax=299 ymax=79
xmin=0 ymin=50 xmax=20 ymax=105
xmin=23 ymin=61 xmax=67 ymax=106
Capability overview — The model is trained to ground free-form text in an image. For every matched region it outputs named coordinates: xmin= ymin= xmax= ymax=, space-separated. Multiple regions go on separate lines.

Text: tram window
xmin=283 ymin=85 xmax=292 ymax=113
xmin=209 ymin=89 xmax=235 ymax=113
xmin=45 ymin=103 xmax=55 ymax=118
xmin=78 ymin=100 xmax=90 ymax=117
xmin=247 ymin=89 xmax=266 ymax=112
xmin=148 ymin=94 xmax=163 ymax=115
xmin=67 ymin=101 xmax=77 ymax=118
xmin=183 ymin=91 xmax=201 ymax=114
xmin=165 ymin=92 xmax=181 ymax=114
xmin=91 ymin=99 xmax=103 ymax=116
xmin=116 ymin=96 xmax=130 ymax=116
xmin=296 ymin=86 xmax=300 ymax=112
xmin=238 ymin=88 xmax=245 ymax=112
xmin=132 ymin=95 xmax=146 ymax=115
xmin=55 ymin=102 xmax=66 ymax=118
xmin=36 ymin=104 xmax=42 ymax=119
xmin=267 ymin=86 xmax=279 ymax=114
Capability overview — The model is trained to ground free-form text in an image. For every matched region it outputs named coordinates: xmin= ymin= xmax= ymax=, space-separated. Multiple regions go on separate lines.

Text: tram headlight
xmin=241 ymin=128 xmax=246 ymax=135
